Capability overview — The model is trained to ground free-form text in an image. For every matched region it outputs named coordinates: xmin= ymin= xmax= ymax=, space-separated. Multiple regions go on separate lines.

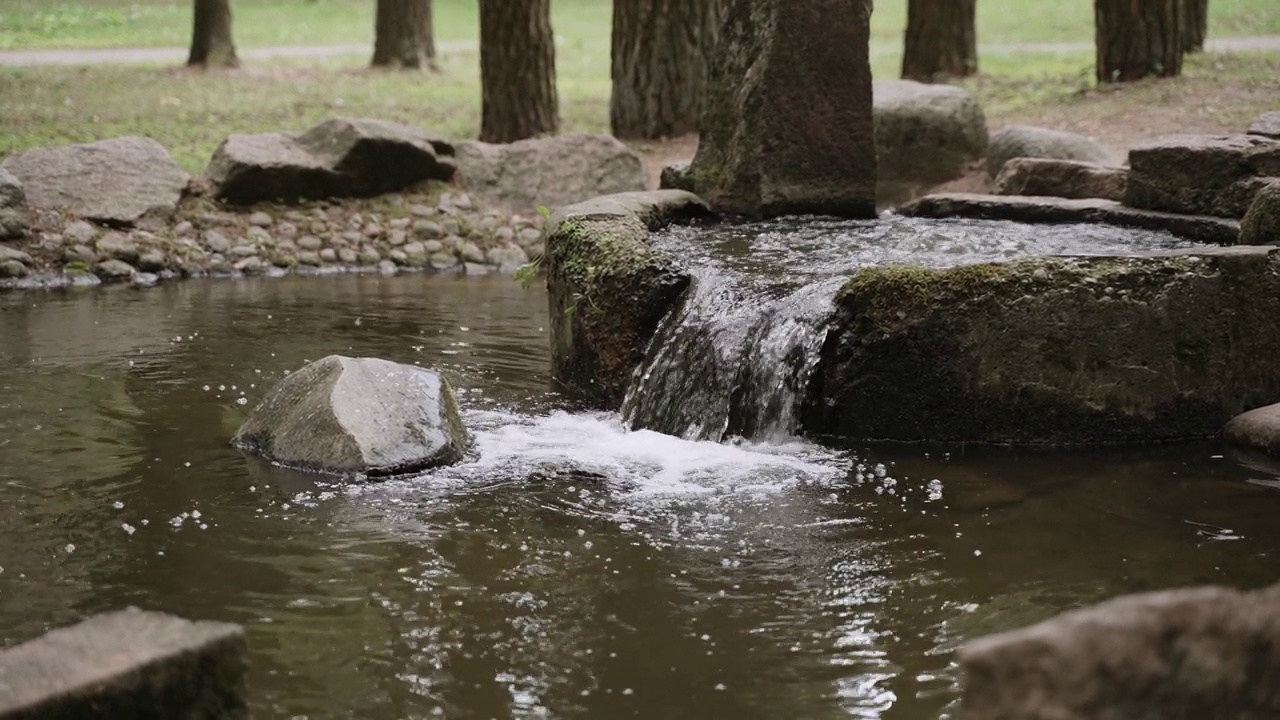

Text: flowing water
xmin=0 ymin=222 xmax=1277 ymax=720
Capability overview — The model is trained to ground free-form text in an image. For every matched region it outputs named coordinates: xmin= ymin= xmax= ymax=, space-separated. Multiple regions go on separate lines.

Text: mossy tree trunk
xmin=901 ymin=0 xmax=977 ymax=82
xmin=1183 ymin=0 xmax=1207 ymax=53
xmin=1095 ymin=0 xmax=1184 ymax=83
xmin=187 ymin=0 xmax=238 ymax=68
xmin=372 ymin=0 xmax=436 ymax=70
xmin=610 ymin=0 xmax=724 ymax=140
xmin=479 ymin=0 xmax=559 ymax=143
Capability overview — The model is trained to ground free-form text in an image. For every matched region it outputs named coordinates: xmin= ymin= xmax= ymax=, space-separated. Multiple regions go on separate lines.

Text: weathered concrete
xmin=686 ymin=0 xmax=876 ymax=218
xmin=455 ymin=134 xmax=646 ymax=212
xmin=1222 ymin=402 xmax=1280 ymax=456
xmin=1125 ymin=133 xmax=1280 ymax=218
xmin=960 ymin=584 xmax=1280 ymax=720
xmin=986 ymin=125 xmax=1115 ymax=177
xmin=804 ymin=246 xmax=1280 ymax=445
xmin=545 ymin=190 xmax=713 ymax=408
xmin=1239 ymin=179 xmax=1280 ymax=245
xmin=993 ymin=158 xmax=1127 ymax=202
xmin=0 ymin=608 xmax=247 ymax=719
xmin=233 ymin=355 xmax=469 ymax=476
xmin=873 ymin=79 xmax=988 ymax=206
xmin=899 ymin=192 xmax=1239 ymax=245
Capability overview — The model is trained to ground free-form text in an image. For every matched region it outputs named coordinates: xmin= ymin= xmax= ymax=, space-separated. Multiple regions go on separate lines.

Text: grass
xmin=0 ymin=0 xmax=1276 ymax=173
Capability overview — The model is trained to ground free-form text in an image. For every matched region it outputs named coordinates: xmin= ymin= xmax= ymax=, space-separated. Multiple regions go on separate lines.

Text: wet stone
xmin=0 ymin=259 xmax=28 ymax=278
xmin=297 ymin=251 xmax=322 ymax=267
xmin=403 ymin=241 xmax=427 ymax=264
xmin=64 ymin=244 xmax=95 ymax=264
xmin=132 ymin=272 xmax=160 ymax=288
xmin=429 ymin=251 xmax=459 ymax=272
xmin=319 ymin=248 xmax=337 ymax=263
xmin=234 ymin=256 xmax=265 ymax=274
xmin=389 ymin=249 xmax=409 ymax=266
xmin=0 ymin=245 xmax=34 ymax=265
xmin=137 ymin=251 xmax=167 ymax=273
xmin=93 ymin=259 xmax=137 ymax=280
xmin=458 ymin=240 xmax=486 ymax=264
xmin=359 ymin=247 xmax=382 ymax=265
xmin=229 ymin=246 xmax=258 ymax=258
xmin=377 ymin=259 xmax=398 ymax=275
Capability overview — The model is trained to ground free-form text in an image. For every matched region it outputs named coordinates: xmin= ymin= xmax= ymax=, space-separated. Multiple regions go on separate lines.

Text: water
xmin=622 ymin=215 xmax=1203 ymax=442
xmin=1 ymin=266 xmax=1276 ymax=719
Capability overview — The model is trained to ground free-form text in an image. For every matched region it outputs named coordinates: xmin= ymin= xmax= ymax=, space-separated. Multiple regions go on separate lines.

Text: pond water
xmin=1 ymin=227 xmax=1278 ymax=719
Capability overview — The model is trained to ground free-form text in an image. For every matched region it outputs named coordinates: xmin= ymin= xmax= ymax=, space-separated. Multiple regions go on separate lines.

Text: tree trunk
xmin=187 ymin=0 xmax=238 ymax=68
xmin=610 ymin=0 xmax=724 ymax=140
xmin=479 ymin=0 xmax=558 ymax=143
xmin=1183 ymin=0 xmax=1207 ymax=53
xmin=901 ymin=0 xmax=977 ymax=82
xmin=372 ymin=0 xmax=436 ymax=70
xmin=1095 ymin=0 xmax=1184 ymax=83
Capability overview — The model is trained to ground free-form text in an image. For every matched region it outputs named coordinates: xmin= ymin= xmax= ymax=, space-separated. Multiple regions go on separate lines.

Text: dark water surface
xmin=2 ymin=272 xmax=1278 ymax=720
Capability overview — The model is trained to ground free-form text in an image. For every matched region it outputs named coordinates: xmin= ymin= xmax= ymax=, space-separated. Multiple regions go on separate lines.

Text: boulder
xmin=0 ymin=166 xmax=27 ymax=239
xmin=899 ymin=192 xmax=1239 ymax=245
xmin=993 ymin=158 xmax=1127 ymax=202
xmin=1249 ymin=111 xmax=1280 ymax=139
xmin=0 ymin=137 xmax=189 ymax=226
xmin=1222 ymin=402 xmax=1280 ymax=455
xmin=0 ymin=609 xmax=246 ymax=719
xmin=986 ymin=125 xmax=1115 ymax=177
xmin=1238 ymin=179 xmax=1280 ymax=245
xmin=686 ymin=0 xmax=876 ymax=218
xmin=546 ymin=190 xmax=713 ymax=408
xmin=959 ymin=584 xmax=1280 ymax=720
xmin=1125 ymin=134 xmax=1280 ymax=218
xmin=206 ymin=118 xmax=456 ymax=205
xmin=803 ymin=246 xmax=1280 ymax=445
xmin=232 ymin=355 xmax=469 ymax=477
xmin=454 ymin=134 xmax=645 ymax=212
xmin=873 ymin=79 xmax=988 ymax=205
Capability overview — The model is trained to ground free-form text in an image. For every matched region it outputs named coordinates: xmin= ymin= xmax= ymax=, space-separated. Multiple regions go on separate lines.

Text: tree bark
xmin=610 ymin=0 xmax=724 ymax=140
xmin=187 ymin=0 xmax=238 ymax=68
xmin=479 ymin=0 xmax=559 ymax=143
xmin=1183 ymin=0 xmax=1207 ymax=53
xmin=1095 ymin=0 xmax=1184 ymax=83
xmin=372 ymin=0 xmax=436 ymax=70
xmin=901 ymin=0 xmax=977 ymax=82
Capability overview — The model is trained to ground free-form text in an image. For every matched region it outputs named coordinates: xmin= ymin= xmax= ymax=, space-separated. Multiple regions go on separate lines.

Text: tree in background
xmin=1095 ymin=0 xmax=1184 ymax=82
xmin=478 ymin=0 xmax=558 ymax=143
xmin=372 ymin=0 xmax=437 ymax=70
xmin=187 ymin=0 xmax=238 ymax=68
xmin=901 ymin=0 xmax=977 ymax=82
xmin=1183 ymin=0 xmax=1208 ymax=53
xmin=609 ymin=0 xmax=723 ymax=139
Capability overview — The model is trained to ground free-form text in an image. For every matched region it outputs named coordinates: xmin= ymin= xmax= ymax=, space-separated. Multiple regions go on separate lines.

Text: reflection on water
xmin=1 ymin=274 xmax=1277 ymax=719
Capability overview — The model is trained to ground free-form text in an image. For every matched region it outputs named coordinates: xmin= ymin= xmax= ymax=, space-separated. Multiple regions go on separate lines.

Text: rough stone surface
xmin=685 ymin=0 xmax=876 ymax=218
xmin=0 ymin=607 xmax=247 ymax=719
xmin=959 ymin=584 xmax=1280 ymax=720
xmin=206 ymin=117 xmax=456 ymax=205
xmin=993 ymin=158 xmax=1128 ymax=201
xmin=1238 ymin=179 xmax=1280 ymax=245
xmin=1126 ymin=134 xmax=1280 ymax=218
xmin=0 ymin=137 xmax=189 ymax=225
xmin=0 ymin=166 xmax=27 ymax=240
xmin=1249 ymin=111 xmax=1280 ymax=139
xmin=804 ymin=246 xmax=1280 ymax=445
xmin=1222 ymin=402 xmax=1280 ymax=455
xmin=93 ymin=259 xmax=138 ymax=280
xmin=454 ymin=134 xmax=645 ymax=212
xmin=547 ymin=190 xmax=714 ymax=408
xmin=986 ymin=125 xmax=1115 ymax=177
xmin=232 ymin=355 xmax=469 ymax=477
xmin=873 ymin=80 xmax=988 ymax=205
xmin=900 ymin=192 xmax=1239 ymax=245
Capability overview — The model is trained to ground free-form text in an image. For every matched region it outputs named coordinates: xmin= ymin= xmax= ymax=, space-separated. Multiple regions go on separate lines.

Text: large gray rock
xmin=1248 ymin=111 xmax=1280 ymax=139
xmin=959 ymin=584 xmax=1280 ymax=720
xmin=0 ymin=608 xmax=246 ymax=719
xmin=686 ymin=0 xmax=876 ymax=218
xmin=232 ymin=355 xmax=469 ymax=477
xmin=454 ymin=134 xmax=645 ymax=211
xmin=803 ymin=246 xmax=1280 ymax=445
xmin=873 ymin=79 xmax=988 ymax=205
xmin=1222 ymin=402 xmax=1280 ymax=455
xmin=0 ymin=137 xmax=189 ymax=225
xmin=993 ymin=158 xmax=1127 ymax=202
xmin=1237 ymin=179 xmax=1280 ymax=245
xmin=0 ymin=167 xmax=27 ymax=239
xmin=546 ymin=190 xmax=713 ymax=408
xmin=986 ymin=125 xmax=1115 ymax=177
xmin=206 ymin=117 xmax=456 ymax=205
xmin=1126 ymin=134 xmax=1280 ymax=218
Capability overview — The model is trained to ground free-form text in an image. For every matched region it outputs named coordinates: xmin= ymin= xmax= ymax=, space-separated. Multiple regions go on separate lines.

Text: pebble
xmin=387 ymin=229 xmax=408 ymax=247
xmin=458 ymin=240 xmax=486 ymax=264
xmin=64 ymin=244 xmax=95 ymax=264
xmin=63 ymin=220 xmax=96 ymax=245
xmin=94 ymin=259 xmax=137 ymax=279
xmin=0 ymin=245 xmax=34 ymax=265
xmin=297 ymin=250 xmax=322 ymax=267
xmin=410 ymin=204 xmax=435 ymax=218
xmin=338 ymin=248 xmax=359 ymax=264
xmin=0 ymin=259 xmax=28 ymax=278
xmin=204 ymin=230 xmax=232 ymax=253
xmin=414 ymin=220 xmax=443 ymax=238
xmin=319 ymin=248 xmax=337 ymax=263
xmin=132 ymin=272 xmax=160 ymax=288
xmin=389 ymin=249 xmax=409 ymax=266
xmin=275 ymin=222 xmax=298 ymax=239
xmin=137 ymin=250 xmax=168 ymax=272
xmin=248 ymin=211 xmax=274 ymax=227
xmin=172 ymin=220 xmax=195 ymax=237
xmin=377 ymin=259 xmax=398 ymax=275
xmin=297 ymin=235 xmax=323 ymax=251
xmin=359 ymin=247 xmax=382 ymax=265
xmin=96 ymin=232 xmax=139 ymax=263
xmin=234 ymin=256 xmax=265 ymax=274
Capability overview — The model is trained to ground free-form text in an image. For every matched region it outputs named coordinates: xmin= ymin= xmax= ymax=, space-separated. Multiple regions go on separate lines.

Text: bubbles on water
xmin=112 ymin=500 xmax=124 ymax=510
xmin=121 ymin=523 xmax=136 ymax=535
xmin=64 ymin=543 xmax=75 ymax=554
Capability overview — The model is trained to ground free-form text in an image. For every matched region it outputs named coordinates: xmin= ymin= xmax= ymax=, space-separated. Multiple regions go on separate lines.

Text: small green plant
xmin=512 ymin=204 xmax=553 ymax=287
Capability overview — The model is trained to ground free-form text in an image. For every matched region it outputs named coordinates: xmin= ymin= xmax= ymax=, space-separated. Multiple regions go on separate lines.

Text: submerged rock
xmin=232 ymin=355 xmax=469 ymax=477
xmin=545 ymin=190 xmax=713 ymax=408
xmin=805 ymin=246 xmax=1280 ymax=445
xmin=873 ymin=79 xmax=988 ymax=205
xmin=993 ymin=158 xmax=1127 ymax=202
xmin=454 ymin=134 xmax=645 ymax=212
xmin=959 ymin=583 xmax=1280 ymax=720
xmin=986 ymin=125 xmax=1114 ymax=177
xmin=1126 ymin=133 xmax=1280 ymax=218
